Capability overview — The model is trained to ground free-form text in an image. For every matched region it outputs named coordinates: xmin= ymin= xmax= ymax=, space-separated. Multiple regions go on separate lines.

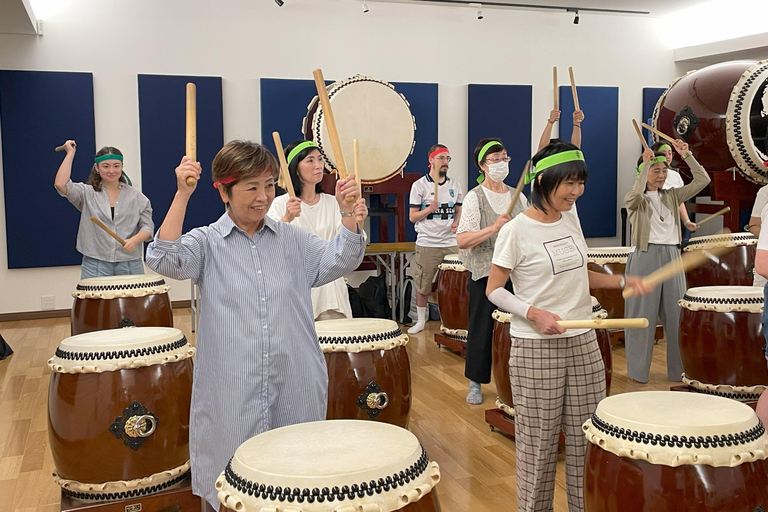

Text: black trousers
xmin=464 ymin=275 xmax=514 ymax=384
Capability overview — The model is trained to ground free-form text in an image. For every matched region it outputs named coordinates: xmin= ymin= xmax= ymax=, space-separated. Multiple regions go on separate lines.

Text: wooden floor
xmin=0 ymin=311 xmax=677 ymax=512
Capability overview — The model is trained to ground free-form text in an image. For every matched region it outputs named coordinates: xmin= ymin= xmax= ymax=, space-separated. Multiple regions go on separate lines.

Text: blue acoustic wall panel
xmin=559 ymin=85 xmax=619 ymax=238
xmin=0 ymin=70 xmax=96 ymax=268
xmin=260 ymin=78 xmax=438 ymax=243
xmin=138 ymin=75 xmax=224 ymax=235
xmin=642 ymin=87 xmax=666 ymax=148
xmin=467 ymin=84 xmax=533 ymax=189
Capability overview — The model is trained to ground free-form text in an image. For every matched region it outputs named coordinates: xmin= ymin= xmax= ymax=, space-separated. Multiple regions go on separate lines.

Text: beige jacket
xmin=624 ymin=153 xmax=710 ymax=252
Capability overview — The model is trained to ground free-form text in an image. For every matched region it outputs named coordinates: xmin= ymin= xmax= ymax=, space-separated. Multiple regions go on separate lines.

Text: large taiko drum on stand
xmin=436 ymin=254 xmax=469 ymax=343
xmin=683 ymin=233 xmax=758 ymax=288
xmin=653 ymin=60 xmax=768 ymax=183
xmin=47 ymin=327 xmax=194 ymax=501
xmin=215 ymin=420 xmax=442 ymax=512
xmin=71 ymin=275 xmax=173 ymax=335
xmin=491 ymin=297 xmax=612 ymax=417
xmin=317 ymin=318 xmax=411 ymax=428
xmin=587 ymin=247 xmax=632 ymax=320
xmin=583 ymin=391 xmax=768 ymax=511
xmin=678 ymin=286 xmax=768 ymax=402
xmin=303 ymin=75 xmax=416 ymax=184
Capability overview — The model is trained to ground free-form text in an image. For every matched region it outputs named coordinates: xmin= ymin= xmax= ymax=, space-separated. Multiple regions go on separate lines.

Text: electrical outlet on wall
xmin=41 ymin=296 xmax=55 ymax=310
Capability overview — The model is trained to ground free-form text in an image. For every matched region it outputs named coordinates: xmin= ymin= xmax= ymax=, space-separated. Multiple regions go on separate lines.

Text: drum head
xmin=683 ymin=232 xmax=758 ymax=252
xmin=74 ymin=274 xmax=171 ymax=299
xmin=726 ymin=60 xmax=768 ymax=183
xmin=591 ymin=296 xmax=607 ymax=319
xmin=679 ymin=285 xmax=764 ymax=313
xmin=316 ymin=318 xmax=408 ymax=353
xmin=583 ymin=391 xmax=768 ymax=467
xmin=216 ymin=420 xmax=440 ymax=511
xmin=438 ymin=254 xmax=466 ymax=271
xmin=49 ymin=327 xmax=194 ymax=373
xmin=303 ymin=76 xmax=415 ymax=184
xmin=587 ymin=246 xmax=634 ymax=264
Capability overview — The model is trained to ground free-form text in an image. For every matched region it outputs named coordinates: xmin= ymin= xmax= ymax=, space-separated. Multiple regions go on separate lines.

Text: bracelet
xmin=618 ymin=276 xmax=626 ymax=289
xmin=573 ymin=124 xmax=581 ymax=128
xmin=340 ymin=210 xmax=354 ymax=218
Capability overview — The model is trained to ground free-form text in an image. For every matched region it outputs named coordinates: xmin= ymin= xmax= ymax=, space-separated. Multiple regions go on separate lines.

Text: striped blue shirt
xmin=146 ymin=212 xmax=364 ymax=508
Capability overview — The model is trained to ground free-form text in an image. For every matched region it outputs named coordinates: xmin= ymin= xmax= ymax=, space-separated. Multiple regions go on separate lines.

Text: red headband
xmin=429 ymin=148 xmax=449 ymax=160
xmin=213 ymin=174 xmax=239 ymax=188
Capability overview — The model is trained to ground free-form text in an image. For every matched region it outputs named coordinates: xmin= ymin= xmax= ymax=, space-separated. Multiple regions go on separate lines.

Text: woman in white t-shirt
xmin=486 ymin=140 xmax=647 ymax=512
xmin=268 ymin=140 xmax=368 ymax=320
xmin=752 ymin=202 xmax=768 ymax=427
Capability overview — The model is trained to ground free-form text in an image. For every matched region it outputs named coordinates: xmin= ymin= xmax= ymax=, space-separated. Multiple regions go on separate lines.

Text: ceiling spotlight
xmin=362 ymin=0 xmax=369 ymax=13
xmin=470 ymin=3 xmax=483 ymax=19
xmin=274 ymin=0 xmax=284 ymax=6
xmin=573 ymin=9 xmax=580 ymax=24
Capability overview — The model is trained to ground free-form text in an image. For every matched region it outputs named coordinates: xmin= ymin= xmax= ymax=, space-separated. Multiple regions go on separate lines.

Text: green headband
xmin=287 ymin=141 xmax=319 ymax=166
xmin=658 ymin=144 xmax=672 ymax=152
xmin=635 ymin=156 xmax=667 ymax=177
xmin=477 ymin=141 xmax=504 ymax=163
xmin=94 ymin=154 xmax=123 ymax=164
xmin=525 ymin=150 xmax=585 ymax=184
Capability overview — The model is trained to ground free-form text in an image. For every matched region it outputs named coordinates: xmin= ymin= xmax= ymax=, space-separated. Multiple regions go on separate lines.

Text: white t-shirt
xmin=456 ymin=186 xmax=529 ymax=234
xmin=751 ymin=185 xmax=768 ymax=218
xmin=646 ymin=190 xmax=678 ymax=245
xmin=267 ymin=193 xmax=355 ymax=319
xmin=492 ymin=208 xmax=592 ymax=339
xmin=755 ymin=203 xmax=768 ymax=287
xmin=409 ymin=174 xmax=463 ymax=247
xmin=662 ymin=169 xmax=684 ymax=190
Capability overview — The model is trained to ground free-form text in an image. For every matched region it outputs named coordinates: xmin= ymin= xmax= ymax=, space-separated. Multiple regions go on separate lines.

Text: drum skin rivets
xmin=356 ymin=382 xmax=389 ymax=419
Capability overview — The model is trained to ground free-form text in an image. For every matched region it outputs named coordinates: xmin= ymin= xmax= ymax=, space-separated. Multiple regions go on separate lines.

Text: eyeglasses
xmin=434 ymin=155 xmax=451 ymax=162
xmin=486 ymin=156 xmax=511 ymax=164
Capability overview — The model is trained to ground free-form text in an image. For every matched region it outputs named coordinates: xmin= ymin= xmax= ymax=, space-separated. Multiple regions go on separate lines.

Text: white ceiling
xmin=0 ymin=0 xmax=37 ymax=35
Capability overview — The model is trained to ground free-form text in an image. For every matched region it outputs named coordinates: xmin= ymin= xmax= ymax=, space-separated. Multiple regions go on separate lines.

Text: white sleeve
xmin=752 ymin=186 xmax=768 ymax=218
xmin=492 ymin=221 xmax=520 ymax=270
xmin=456 ymin=191 xmax=480 ymax=234
xmin=267 ymin=194 xmax=288 ymax=222
xmin=758 ymin=204 xmax=768 ymax=250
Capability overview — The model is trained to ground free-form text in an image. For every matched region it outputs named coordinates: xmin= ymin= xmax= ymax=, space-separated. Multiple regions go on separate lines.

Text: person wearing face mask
xmin=268 ymin=140 xmax=368 ymax=320
xmin=624 ymin=141 xmax=710 ymax=384
xmin=54 ymin=140 xmax=154 ymax=278
xmin=407 ymin=144 xmax=463 ymax=334
xmin=456 ymin=138 xmax=527 ymax=404
xmin=650 ymin=141 xmax=698 ymax=238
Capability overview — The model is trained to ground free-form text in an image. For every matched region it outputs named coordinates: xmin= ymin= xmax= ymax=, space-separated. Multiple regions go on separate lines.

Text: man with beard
xmin=407 ymin=144 xmax=463 ymax=334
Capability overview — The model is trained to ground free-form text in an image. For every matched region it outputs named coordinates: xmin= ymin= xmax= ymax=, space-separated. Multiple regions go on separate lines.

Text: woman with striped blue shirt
xmin=146 ymin=140 xmax=366 ymax=509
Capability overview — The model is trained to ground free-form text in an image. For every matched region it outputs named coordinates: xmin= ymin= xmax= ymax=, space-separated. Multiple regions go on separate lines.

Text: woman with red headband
xmin=54 ymin=140 xmax=153 ymax=278
xmin=268 ymin=139 xmax=368 ymax=320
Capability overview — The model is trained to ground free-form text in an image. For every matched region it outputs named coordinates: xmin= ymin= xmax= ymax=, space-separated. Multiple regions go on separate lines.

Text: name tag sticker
xmin=543 ymin=236 xmax=584 ymax=275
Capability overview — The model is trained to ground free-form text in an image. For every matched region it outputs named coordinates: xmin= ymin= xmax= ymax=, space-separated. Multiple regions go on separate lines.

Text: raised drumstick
xmin=553 ymin=66 xmax=558 ymax=111
xmin=568 ymin=67 xmax=580 ymax=111
xmin=272 ymin=132 xmax=299 ymax=218
xmin=185 ymin=83 xmax=197 ymax=187
xmin=641 ymin=122 xmax=677 ymax=145
xmin=622 ymin=244 xmax=733 ymax=299
xmin=312 ymin=69 xmax=348 ymax=180
xmin=353 ymin=139 xmax=363 ymax=223
xmin=90 ymin=216 xmax=125 ymax=246
xmin=55 ymin=145 xmax=66 ymax=152
xmin=506 ymin=160 xmax=530 ymax=217
xmin=632 ymin=120 xmax=649 ymax=150
xmin=696 ymin=206 xmax=731 ymax=228
xmin=558 ymin=318 xmax=649 ymax=330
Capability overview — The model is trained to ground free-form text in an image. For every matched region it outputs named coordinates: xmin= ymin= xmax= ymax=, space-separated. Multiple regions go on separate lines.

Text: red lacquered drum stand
xmin=433 ymin=332 xmax=466 ymax=358
xmin=60 ymin=477 xmax=201 ymax=512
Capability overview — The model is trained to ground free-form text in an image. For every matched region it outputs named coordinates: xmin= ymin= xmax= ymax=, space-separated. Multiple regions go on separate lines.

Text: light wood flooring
xmin=0 ymin=311 xmax=676 ymax=511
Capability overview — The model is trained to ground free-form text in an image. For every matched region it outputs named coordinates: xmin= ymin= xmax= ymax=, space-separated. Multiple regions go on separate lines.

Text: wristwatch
xmin=618 ymin=276 xmax=626 ymax=289
xmin=340 ymin=210 xmax=354 ymax=218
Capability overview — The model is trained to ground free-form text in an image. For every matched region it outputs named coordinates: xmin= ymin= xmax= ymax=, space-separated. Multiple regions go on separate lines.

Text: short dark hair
xmin=473 ymin=138 xmax=505 ymax=171
xmin=212 ymin=140 xmax=278 ymax=200
xmin=88 ymin=146 xmax=127 ymax=192
xmin=284 ymin=140 xmax=324 ymax=197
xmin=529 ymin=139 xmax=588 ymax=214
xmin=427 ymin=144 xmax=448 ymax=158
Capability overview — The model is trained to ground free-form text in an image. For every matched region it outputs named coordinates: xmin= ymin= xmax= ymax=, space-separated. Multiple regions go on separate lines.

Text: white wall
xmin=0 ymin=0 xmax=678 ymax=315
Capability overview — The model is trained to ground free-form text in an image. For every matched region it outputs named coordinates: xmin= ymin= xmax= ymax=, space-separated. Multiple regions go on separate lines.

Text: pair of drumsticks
xmin=552 ymin=66 xmax=580 ymax=113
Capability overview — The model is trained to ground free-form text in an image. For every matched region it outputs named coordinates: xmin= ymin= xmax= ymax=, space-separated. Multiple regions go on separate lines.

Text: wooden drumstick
xmin=353 ymin=139 xmax=363 ymax=223
xmin=622 ymin=245 xmax=733 ymax=299
xmin=641 ymin=122 xmax=677 ymax=145
xmin=632 ymin=119 xmax=649 ymax=150
xmin=272 ymin=132 xmax=300 ymax=218
xmin=506 ymin=160 xmax=530 ymax=217
xmin=185 ymin=83 xmax=197 ymax=187
xmin=568 ymin=67 xmax=580 ymax=111
xmin=553 ymin=66 xmax=558 ymax=111
xmin=90 ymin=216 xmax=125 ymax=246
xmin=55 ymin=145 xmax=66 ymax=152
xmin=696 ymin=206 xmax=730 ymax=228
xmin=312 ymin=69 xmax=349 ymax=180
xmin=558 ymin=318 xmax=649 ymax=330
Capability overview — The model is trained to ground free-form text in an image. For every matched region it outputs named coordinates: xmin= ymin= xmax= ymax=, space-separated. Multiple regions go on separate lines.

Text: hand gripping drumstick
xmin=558 ymin=318 xmax=649 ymax=330
xmin=506 ymin=160 xmax=530 ymax=217
xmin=272 ymin=132 xmax=299 ymax=218
xmin=622 ymin=244 xmax=733 ymax=299
xmin=696 ymin=206 xmax=730 ymax=228
xmin=553 ymin=66 xmax=558 ymax=111
xmin=55 ymin=145 xmax=67 ymax=152
xmin=185 ymin=83 xmax=197 ymax=187
xmin=641 ymin=122 xmax=677 ymax=145
xmin=632 ymin=119 xmax=650 ymax=150
xmin=90 ymin=216 xmax=125 ymax=246
xmin=352 ymin=139 xmax=364 ymax=223
xmin=568 ymin=67 xmax=580 ymax=111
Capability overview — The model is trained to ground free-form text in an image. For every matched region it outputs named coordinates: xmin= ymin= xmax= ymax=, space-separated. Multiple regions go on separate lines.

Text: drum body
xmin=216 ymin=420 xmax=441 ymax=512
xmin=678 ymin=286 xmax=768 ymax=399
xmin=683 ymin=233 xmax=757 ymax=288
xmin=436 ymin=255 xmax=469 ymax=339
xmin=303 ymin=75 xmax=416 ymax=184
xmin=71 ymin=275 xmax=173 ymax=335
xmin=583 ymin=392 xmax=768 ymax=512
xmin=587 ymin=247 xmax=631 ymax=320
xmin=317 ymin=319 xmax=411 ymax=428
xmin=47 ymin=327 xmax=194 ymax=501
xmin=653 ymin=60 xmax=768 ymax=183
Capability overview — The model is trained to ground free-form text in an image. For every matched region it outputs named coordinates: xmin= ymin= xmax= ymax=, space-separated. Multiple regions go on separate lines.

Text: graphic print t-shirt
xmin=409 ymin=174 xmax=463 ymax=247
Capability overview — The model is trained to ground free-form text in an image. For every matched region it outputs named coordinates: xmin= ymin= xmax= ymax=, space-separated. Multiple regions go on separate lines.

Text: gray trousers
xmin=625 ymin=244 xmax=685 ymax=383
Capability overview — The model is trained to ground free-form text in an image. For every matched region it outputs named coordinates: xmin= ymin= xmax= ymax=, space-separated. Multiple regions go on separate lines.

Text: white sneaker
xmin=407 ymin=322 xmax=425 ymax=334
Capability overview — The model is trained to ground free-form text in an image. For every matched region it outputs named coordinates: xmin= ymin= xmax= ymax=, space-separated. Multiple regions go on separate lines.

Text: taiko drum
xmin=587 ymin=247 xmax=632 ymax=320
xmin=683 ymin=233 xmax=758 ymax=288
xmin=436 ymin=254 xmax=469 ymax=341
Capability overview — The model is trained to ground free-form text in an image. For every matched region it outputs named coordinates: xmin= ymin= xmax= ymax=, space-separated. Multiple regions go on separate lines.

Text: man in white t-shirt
xmin=407 ymin=144 xmax=463 ymax=334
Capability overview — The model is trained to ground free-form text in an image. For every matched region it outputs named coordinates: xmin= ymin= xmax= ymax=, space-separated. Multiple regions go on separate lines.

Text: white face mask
xmin=486 ymin=161 xmax=509 ymax=182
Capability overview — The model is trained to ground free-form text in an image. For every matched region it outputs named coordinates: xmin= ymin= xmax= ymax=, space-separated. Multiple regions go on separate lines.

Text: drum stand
xmin=690 ymin=171 xmax=760 ymax=232
xmin=433 ymin=332 xmax=466 ymax=358
xmin=60 ymin=477 xmax=201 ymax=512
